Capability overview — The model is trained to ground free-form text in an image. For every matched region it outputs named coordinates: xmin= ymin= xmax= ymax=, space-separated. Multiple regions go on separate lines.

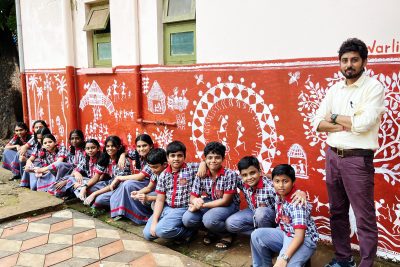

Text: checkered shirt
xmin=140 ymin=163 xmax=153 ymax=180
xmin=150 ymin=172 xmax=159 ymax=185
xmin=32 ymin=145 xmax=68 ymax=171
xmin=275 ymin=186 xmax=319 ymax=243
xmin=238 ymin=176 xmax=276 ymax=211
xmin=155 ymin=162 xmax=200 ymax=208
xmin=26 ymin=136 xmax=37 ymax=147
xmin=191 ymin=167 xmax=240 ymax=206
xmin=7 ymin=134 xmax=31 ymax=146
xmin=66 ymin=147 xmax=85 ymax=167
xmin=74 ymin=152 xmax=101 ymax=178
xmin=94 ymin=158 xmax=132 ymax=179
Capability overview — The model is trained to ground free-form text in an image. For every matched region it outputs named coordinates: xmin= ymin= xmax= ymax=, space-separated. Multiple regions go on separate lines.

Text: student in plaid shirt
xmin=182 ymin=141 xmax=239 ymax=249
xmin=143 ymin=141 xmax=206 ymax=242
xmin=21 ymin=133 xmax=67 ymax=192
xmin=130 ymin=148 xmax=168 ymax=210
xmin=2 ymin=122 xmax=32 ymax=180
xmin=226 ymin=156 xmax=306 ymax=235
xmin=251 ymin=164 xmax=318 ymax=267
xmin=18 ymin=120 xmax=48 ymax=165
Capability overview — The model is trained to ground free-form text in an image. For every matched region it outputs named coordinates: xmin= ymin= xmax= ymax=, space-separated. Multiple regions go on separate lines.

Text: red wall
xmin=24 ymin=56 xmax=400 ymax=260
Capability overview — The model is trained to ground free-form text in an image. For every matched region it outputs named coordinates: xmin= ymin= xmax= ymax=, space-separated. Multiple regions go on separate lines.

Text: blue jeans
xmin=251 ymin=227 xmax=316 ymax=267
xmin=143 ymin=206 xmax=193 ymax=241
xmin=182 ymin=200 xmax=238 ymax=236
xmin=226 ymin=207 xmax=275 ymax=235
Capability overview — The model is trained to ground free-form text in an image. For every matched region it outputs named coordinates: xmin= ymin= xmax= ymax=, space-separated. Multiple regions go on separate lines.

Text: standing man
xmin=312 ymin=38 xmax=385 ymax=267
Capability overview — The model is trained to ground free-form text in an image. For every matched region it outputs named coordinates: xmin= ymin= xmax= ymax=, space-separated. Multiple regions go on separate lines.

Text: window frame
xmin=163 ymin=0 xmax=196 ymax=23
xmin=93 ymin=32 xmax=112 ymax=67
xmin=164 ymin=21 xmax=196 ymax=65
xmin=83 ymin=4 xmax=110 ymax=31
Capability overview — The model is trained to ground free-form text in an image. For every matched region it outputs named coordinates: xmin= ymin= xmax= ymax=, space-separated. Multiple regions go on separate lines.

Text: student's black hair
xmin=271 ymin=164 xmax=296 ymax=183
xmin=133 ymin=134 xmax=154 ymax=170
xmin=84 ymin=138 xmax=102 ymax=171
xmin=34 ymin=127 xmax=51 ymax=148
xmin=338 ymin=38 xmax=368 ymax=61
xmin=146 ymin=148 xmax=167 ymax=165
xmin=32 ymin=120 xmax=48 ymax=130
xmin=97 ymin=135 xmax=125 ymax=167
xmin=166 ymin=140 xmax=186 ymax=157
xmin=204 ymin=141 xmax=226 ymax=158
xmin=39 ymin=134 xmax=59 ymax=158
xmin=68 ymin=129 xmax=85 ymax=155
xmin=14 ymin=122 xmax=31 ymax=145
xmin=237 ymin=156 xmax=260 ymax=172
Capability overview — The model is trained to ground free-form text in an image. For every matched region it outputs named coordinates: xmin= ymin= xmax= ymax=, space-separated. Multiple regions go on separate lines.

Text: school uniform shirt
xmin=275 ymin=186 xmax=319 ymax=243
xmin=237 ymin=176 xmax=276 ymax=211
xmin=67 ymin=147 xmax=85 ymax=167
xmin=94 ymin=158 xmax=131 ymax=178
xmin=191 ymin=167 xmax=240 ymax=206
xmin=26 ymin=136 xmax=37 ymax=148
xmin=74 ymin=152 xmax=101 ymax=178
xmin=155 ymin=162 xmax=200 ymax=208
xmin=150 ymin=172 xmax=159 ymax=185
xmin=7 ymin=133 xmax=32 ymax=146
xmin=33 ymin=145 xmax=68 ymax=171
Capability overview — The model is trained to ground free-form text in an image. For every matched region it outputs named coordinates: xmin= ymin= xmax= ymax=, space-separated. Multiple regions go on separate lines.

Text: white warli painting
xmin=176 ymin=113 xmax=186 ymax=129
xmin=167 ymin=87 xmax=189 ymax=111
xmin=190 ymin=75 xmax=283 ymax=172
xmin=287 ymin=143 xmax=308 ymax=179
xmin=152 ymin=126 xmax=174 ymax=149
xmin=147 ymin=80 xmax=166 ymax=115
xmin=27 ymin=73 xmax=69 ymax=144
xmin=297 ymin=69 xmax=400 ymax=261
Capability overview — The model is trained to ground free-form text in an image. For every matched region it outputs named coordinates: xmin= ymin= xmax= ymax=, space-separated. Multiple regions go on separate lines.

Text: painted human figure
xmin=217 ymin=115 xmax=229 ymax=140
xmin=312 ymin=38 xmax=385 ymax=267
xmin=235 ymin=120 xmax=246 ymax=154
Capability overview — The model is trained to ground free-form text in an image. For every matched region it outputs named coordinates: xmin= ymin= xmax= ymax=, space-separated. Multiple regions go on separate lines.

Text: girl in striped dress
xmin=65 ymin=138 xmax=102 ymax=198
xmin=2 ymin=122 xmax=32 ymax=180
xmin=48 ymin=129 xmax=85 ymax=197
xmin=109 ymin=134 xmax=155 ymax=224
xmin=79 ymin=135 xmax=131 ymax=208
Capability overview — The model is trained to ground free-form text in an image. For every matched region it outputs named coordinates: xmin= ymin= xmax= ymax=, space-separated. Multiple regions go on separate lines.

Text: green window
xmin=163 ymin=0 xmax=196 ymax=65
xmin=83 ymin=4 xmax=111 ymax=67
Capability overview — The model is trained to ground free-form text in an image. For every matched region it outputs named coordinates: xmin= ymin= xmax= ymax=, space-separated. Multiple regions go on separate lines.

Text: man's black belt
xmin=330 ymin=146 xmax=374 ymax=158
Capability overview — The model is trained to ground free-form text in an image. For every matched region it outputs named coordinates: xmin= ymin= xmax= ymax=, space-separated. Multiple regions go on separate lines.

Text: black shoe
xmin=9 ymin=175 xmax=21 ymax=181
xmin=324 ymin=257 xmax=356 ymax=267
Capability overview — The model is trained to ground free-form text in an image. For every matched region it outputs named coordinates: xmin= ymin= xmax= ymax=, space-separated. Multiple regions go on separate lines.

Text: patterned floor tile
xmin=44 ymin=246 xmax=73 ymax=266
xmin=27 ymin=222 xmax=50 ymax=233
xmin=0 ymin=253 xmax=18 ymax=267
xmin=73 ymin=219 xmax=95 ymax=228
xmin=130 ymin=253 xmax=157 ymax=267
xmin=0 ymin=219 xmax=29 ymax=229
xmin=50 ymin=219 xmax=74 ymax=233
xmin=33 ymin=216 xmax=71 ymax=225
xmin=20 ymin=234 xmax=49 ymax=251
xmin=122 ymin=240 xmax=151 ymax=252
xmin=17 ymin=252 xmax=45 ymax=267
xmin=51 ymin=257 xmax=99 ymax=267
xmin=73 ymin=229 xmax=97 ymax=244
xmin=3 ymin=231 xmax=44 ymax=241
xmin=98 ymin=239 xmax=124 ymax=259
xmin=153 ymin=253 xmax=185 ymax=267
xmin=22 ymin=243 xmax=70 ymax=255
xmin=95 ymin=228 xmax=120 ymax=239
xmin=72 ymin=246 xmax=99 ymax=259
xmin=52 ymin=210 xmax=73 ymax=218
xmin=75 ymin=237 xmax=119 ymax=248
xmin=48 ymin=233 xmax=73 ymax=245
xmin=27 ymin=213 xmax=52 ymax=222
xmin=101 ymin=250 xmax=147 ymax=264
xmin=1 ymin=223 xmax=28 ymax=238
xmin=0 ymin=239 xmax=22 ymax=252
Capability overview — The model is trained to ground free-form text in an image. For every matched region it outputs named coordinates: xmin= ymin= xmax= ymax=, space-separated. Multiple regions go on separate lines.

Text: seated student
xmin=226 ymin=156 xmax=306 ymax=235
xmin=113 ymin=148 xmax=168 ymax=222
xmin=143 ymin=141 xmax=205 ymax=242
xmin=2 ymin=122 xmax=32 ymax=180
xmin=109 ymin=134 xmax=156 ymax=224
xmin=250 ymin=164 xmax=318 ymax=267
xmin=65 ymin=139 xmax=102 ymax=198
xmin=23 ymin=133 xmax=67 ymax=192
xmin=79 ymin=135 xmax=131 ymax=208
xmin=182 ymin=141 xmax=239 ymax=249
xmin=18 ymin=120 xmax=48 ymax=164
xmin=20 ymin=127 xmax=52 ymax=189
xmin=48 ymin=129 xmax=85 ymax=197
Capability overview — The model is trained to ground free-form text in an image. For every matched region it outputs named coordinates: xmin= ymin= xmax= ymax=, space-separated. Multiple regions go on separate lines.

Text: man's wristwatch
xmin=330 ymin=113 xmax=338 ymax=124
xmin=279 ymin=253 xmax=290 ymax=261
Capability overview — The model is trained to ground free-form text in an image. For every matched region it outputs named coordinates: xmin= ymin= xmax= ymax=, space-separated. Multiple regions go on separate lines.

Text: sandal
xmin=215 ymin=236 xmax=233 ymax=250
xmin=203 ymin=232 xmax=217 ymax=245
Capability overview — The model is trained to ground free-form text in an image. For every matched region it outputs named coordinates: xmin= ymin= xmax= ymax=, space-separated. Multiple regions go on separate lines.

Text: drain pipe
xmin=15 ymin=0 xmax=29 ymax=124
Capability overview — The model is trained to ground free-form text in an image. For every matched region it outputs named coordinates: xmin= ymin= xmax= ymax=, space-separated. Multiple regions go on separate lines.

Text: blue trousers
xmin=251 ymin=227 xmax=316 ymax=267
xmin=143 ymin=206 xmax=193 ymax=241
xmin=226 ymin=207 xmax=276 ymax=235
xmin=182 ymin=200 xmax=238 ymax=237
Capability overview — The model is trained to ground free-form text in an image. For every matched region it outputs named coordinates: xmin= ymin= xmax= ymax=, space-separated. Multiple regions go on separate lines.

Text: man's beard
xmin=341 ymin=68 xmax=364 ymax=80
